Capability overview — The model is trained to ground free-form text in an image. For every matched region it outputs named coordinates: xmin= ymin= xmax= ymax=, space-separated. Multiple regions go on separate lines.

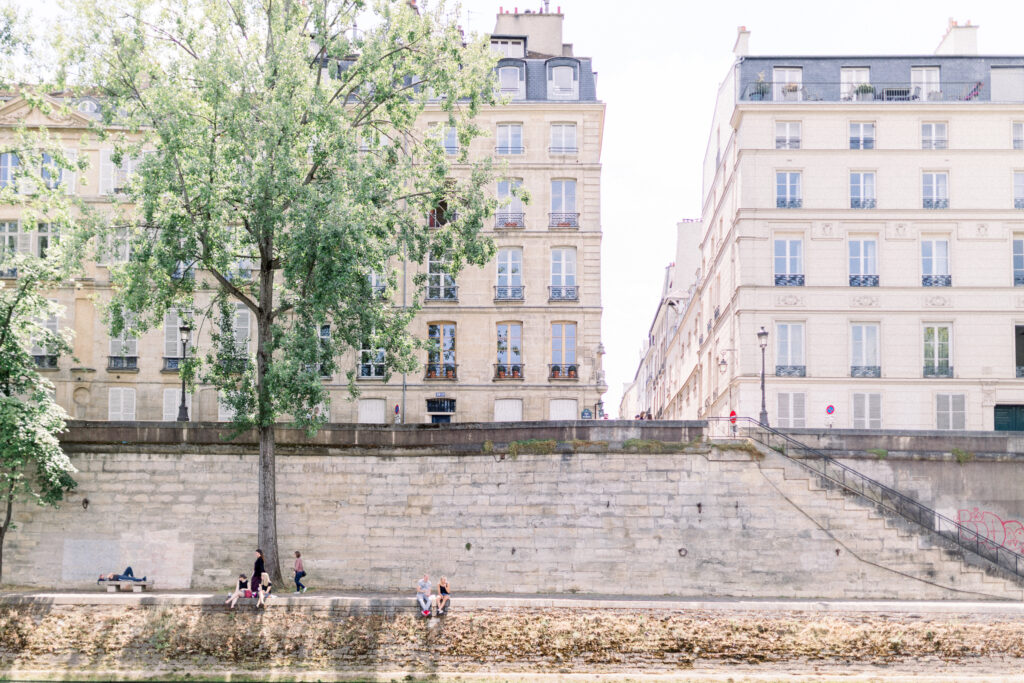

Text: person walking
xmin=251 ymin=548 xmax=265 ymax=593
xmin=293 ymin=551 xmax=307 ymax=593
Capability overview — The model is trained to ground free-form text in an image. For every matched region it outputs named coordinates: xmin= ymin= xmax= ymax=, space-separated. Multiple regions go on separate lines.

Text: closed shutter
xmin=108 ymin=388 xmax=136 ymax=421
xmin=868 ymin=394 xmax=882 ymax=429
xmin=99 ymin=149 xmax=113 ymax=195
xmin=853 ymin=393 xmax=865 ymax=428
xmin=853 ymin=393 xmax=881 ymax=429
xmin=16 ymin=223 xmax=32 ymax=255
xmin=164 ymin=312 xmax=180 ymax=357
xmin=792 ymin=393 xmax=806 ymax=428
xmin=991 ymin=68 xmax=1024 ymax=103
xmin=549 ymin=398 xmax=578 ymax=420
xmin=63 ymin=149 xmax=77 ymax=195
xmin=358 ymin=398 xmax=387 ymax=424
xmin=494 ymin=398 xmax=523 ymax=421
xmin=218 ymin=393 xmax=236 ymax=421
xmin=163 ymin=388 xmax=191 ymax=421
xmin=777 ymin=393 xmax=790 ymax=427
xmin=951 ymin=394 xmax=966 ymax=430
xmin=234 ymin=305 xmax=250 ymax=353
xmin=936 ymin=394 xmax=950 ymax=430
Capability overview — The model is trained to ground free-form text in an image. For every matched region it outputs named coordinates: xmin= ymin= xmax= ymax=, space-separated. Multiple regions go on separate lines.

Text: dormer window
xmin=546 ymin=60 xmax=579 ymax=100
xmin=491 ymin=38 xmax=525 ymax=58
xmin=497 ymin=63 xmax=525 ymax=100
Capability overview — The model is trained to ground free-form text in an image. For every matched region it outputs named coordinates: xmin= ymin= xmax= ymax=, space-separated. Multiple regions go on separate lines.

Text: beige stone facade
xmin=1 ymin=10 xmax=607 ymax=425
xmin=627 ymin=24 xmax=1024 ymax=431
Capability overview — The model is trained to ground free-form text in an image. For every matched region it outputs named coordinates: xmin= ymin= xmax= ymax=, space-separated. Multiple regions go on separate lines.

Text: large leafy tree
xmin=65 ymin=0 xmax=499 ymax=581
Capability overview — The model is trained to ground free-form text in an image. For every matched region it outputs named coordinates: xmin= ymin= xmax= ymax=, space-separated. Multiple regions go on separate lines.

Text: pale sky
xmin=16 ymin=0 xmax=1024 ymax=418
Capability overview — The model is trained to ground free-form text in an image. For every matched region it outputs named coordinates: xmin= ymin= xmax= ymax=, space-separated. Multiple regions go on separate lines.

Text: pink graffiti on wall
xmin=957 ymin=508 xmax=1024 ymax=551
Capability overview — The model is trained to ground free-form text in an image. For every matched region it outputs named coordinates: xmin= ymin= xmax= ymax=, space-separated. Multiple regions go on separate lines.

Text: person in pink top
xmin=293 ymin=550 xmax=307 ymax=593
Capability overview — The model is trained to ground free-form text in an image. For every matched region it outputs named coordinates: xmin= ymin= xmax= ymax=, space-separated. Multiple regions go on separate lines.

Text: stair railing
xmin=706 ymin=416 xmax=1024 ymax=579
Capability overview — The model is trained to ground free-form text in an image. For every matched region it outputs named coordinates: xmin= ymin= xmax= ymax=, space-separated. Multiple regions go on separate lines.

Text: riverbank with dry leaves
xmin=2 ymin=604 xmax=1024 ymax=680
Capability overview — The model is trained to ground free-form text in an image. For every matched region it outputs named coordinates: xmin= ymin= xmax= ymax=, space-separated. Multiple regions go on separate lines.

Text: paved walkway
xmin=3 ymin=589 xmax=1024 ymax=615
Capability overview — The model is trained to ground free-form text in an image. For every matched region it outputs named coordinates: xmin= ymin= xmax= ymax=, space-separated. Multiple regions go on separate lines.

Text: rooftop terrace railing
xmin=706 ymin=416 xmax=1024 ymax=581
xmin=741 ymin=81 xmax=986 ymax=103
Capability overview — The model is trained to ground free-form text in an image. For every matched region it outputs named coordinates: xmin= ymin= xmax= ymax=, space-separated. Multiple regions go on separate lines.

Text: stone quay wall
xmin=4 ymin=421 xmax=1024 ymax=598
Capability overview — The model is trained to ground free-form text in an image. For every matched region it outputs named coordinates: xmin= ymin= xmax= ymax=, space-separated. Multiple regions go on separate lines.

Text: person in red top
xmin=293 ymin=550 xmax=307 ymax=593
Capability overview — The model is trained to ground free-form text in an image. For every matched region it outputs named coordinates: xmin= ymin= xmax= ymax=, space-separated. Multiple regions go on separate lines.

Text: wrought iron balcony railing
xmin=775 ymin=138 xmax=800 ymax=150
xmin=1017 ymin=366 xmax=1024 ymax=378
xmin=494 ymin=285 xmax=525 ymax=301
xmin=776 ymin=365 xmax=806 ymax=377
xmin=495 ymin=146 xmax=525 ymax=155
xmin=494 ymin=363 xmax=524 ymax=379
xmin=494 ymin=213 xmax=525 ymax=229
xmin=740 ymin=80 xmax=987 ymax=103
xmin=775 ymin=273 xmax=805 ymax=286
xmin=923 ymin=198 xmax=949 ymax=209
xmin=426 ymin=285 xmax=458 ymax=301
xmin=163 ymin=356 xmax=182 ymax=371
xmin=108 ymin=356 xmax=138 ymax=370
xmin=33 ymin=354 xmax=57 ymax=369
xmin=548 ymin=146 xmax=578 ymax=154
xmin=549 ymin=212 xmax=580 ymax=228
xmin=548 ymin=285 xmax=579 ymax=301
xmin=548 ymin=363 xmax=579 ymax=379
xmin=923 ymin=139 xmax=948 ymax=150
xmin=922 ymin=274 xmax=952 ymax=287
xmin=1016 ymin=273 xmax=1024 ymax=287
xmin=923 ymin=364 xmax=954 ymax=378
xmin=776 ymin=197 xmax=802 ymax=209
xmin=850 ymin=197 xmax=877 ymax=209
xmin=424 ymin=363 xmax=457 ymax=380
xmin=1015 ymin=198 xmax=1024 ymax=210
xmin=850 ymin=274 xmax=879 ymax=287
xmin=849 ymin=137 xmax=875 ymax=149
xmin=851 ymin=365 xmax=881 ymax=378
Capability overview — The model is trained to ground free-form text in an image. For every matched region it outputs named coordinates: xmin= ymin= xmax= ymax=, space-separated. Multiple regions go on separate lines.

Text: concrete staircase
xmin=754 ymin=444 xmax=1024 ymax=600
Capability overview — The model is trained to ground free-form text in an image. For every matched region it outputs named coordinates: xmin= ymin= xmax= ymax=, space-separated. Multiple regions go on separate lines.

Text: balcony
xmin=163 ymin=356 xmax=182 ymax=371
xmin=548 ymin=285 xmax=579 ymax=301
xmin=850 ymin=274 xmax=879 ymax=287
xmin=739 ymin=80 xmax=987 ymax=103
xmin=923 ymin=139 xmax=948 ymax=150
xmin=775 ymin=365 xmax=806 ymax=377
xmin=776 ymin=198 xmax=802 ymax=209
xmin=549 ymin=146 xmax=578 ymax=155
xmin=775 ymin=274 xmax=805 ymax=286
xmin=923 ymin=198 xmax=949 ymax=209
xmin=494 ymin=285 xmax=525 ymax=301
xmin=775 ymin=138 xmax=800 ymax=150
xmin=427 ymin=210 xmax=458 ymax=228
xmin=494 ymin=363 xmax=524 ymax=380
xmin=495 ymin=146 xmax=525 ymax=155
xmin=922 ymin=274 xmax=952 ymax=287
xmin=107 ymin=356 xmax=138 ymax=371
xmin=424 ymin=363 xmax=457 ymax=380
xmin=851 ymin=365 xmax=881 ymax=378
xmin=850 ymin=198 xmax=876 ymax=209
xmin=358 ymin=363 xmax=385 ymax=379
xmin=549 ymin=212 xmax=579 ymax=228
xmin=1017 ymin=366 xmax=1024 ymax=378
xmin=1015 ymin=198 xmax=1024 ymax=210
xmin=426 ymin=285 xmax=458 ymax=302
xmin=494 ymin=213 xmax=525 ymax=229
xmin=1015 ymin=273 xmax=1024 ymax=287
xmin=33 ymin=354 xmax=58 ymax=369
xmin=849 ymin=137 xmax=875 ymax=149
xmin=548 ymin=363 xmax=579 ymax=380
xmin=924 ymin=364 xmax=953 ymax=378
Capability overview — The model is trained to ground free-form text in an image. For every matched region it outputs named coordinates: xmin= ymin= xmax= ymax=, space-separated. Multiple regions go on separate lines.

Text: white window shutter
xmin=123 ymin=389 xmax=136 ymax=420
xmin=164 ymin=312 xmax=179 ymax=357
xmin=109 ymin=335 xmax=122 ymax=356
xmin=63 ymin=149 xmax=77 ymax=195
xmin=936 ymin=394 xmax=950 ymax=430
xmin=218 ymin=393 xmax=236 ymax=421
xmin=793 ymin=393 xmax=806 ymax=427
xmin=16 ymin=226 xmax=32 ymax=255
xmin=163 ymin=388 xmax=191 ymax=421
xmin=234 ymin=305 xmax=250 ymax=353
xmin=108 ymin=388 xmax=123 ymax=420
xmin=777 ymin=393 xmax=790 ymax=427
xmin=124 ymin=335 xmax=138 ymax=356
xmin=953 ymin=394 xmax=966 ymax=429
xmin=853 ymin=393 xmax=865 ymax=428
xmin=100 ymin=149 xmax=113 ymax=195
xmin=868 ymin=394 xmax=882 ymax=428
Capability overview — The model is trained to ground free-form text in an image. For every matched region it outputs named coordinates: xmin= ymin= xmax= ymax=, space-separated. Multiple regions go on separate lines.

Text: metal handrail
xmin=706 ymin=415 xmax=1024 ymax=579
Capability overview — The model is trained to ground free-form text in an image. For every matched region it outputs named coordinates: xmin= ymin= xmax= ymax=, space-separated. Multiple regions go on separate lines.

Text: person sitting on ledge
xmin=98 ymin=566 xmax=146 ymax=582
xmin=416 ymin=573 xmax=432 ymax=617
xmin=436 ymin=576 xmax=451 ymax=615
xmin=225 ymin=573 xmax=250 ymax=609
xmin=256 ymin=572 xmax=273 ymax=608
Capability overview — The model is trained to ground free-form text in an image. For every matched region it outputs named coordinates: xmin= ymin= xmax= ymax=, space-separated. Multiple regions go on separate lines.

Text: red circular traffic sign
xmin=729 ymin=410 xmax=737 ymax=424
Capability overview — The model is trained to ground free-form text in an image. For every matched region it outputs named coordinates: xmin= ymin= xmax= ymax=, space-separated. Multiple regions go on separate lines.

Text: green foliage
xmin=952 ymin=448 xmax=974 ymax=465
xmin=867 ymin=448 xmax=888 ymax=460
xmin=570 ymin=439 xmax=608 ymax=452
xmin=508 ymin=439 xmax=557 ymax=457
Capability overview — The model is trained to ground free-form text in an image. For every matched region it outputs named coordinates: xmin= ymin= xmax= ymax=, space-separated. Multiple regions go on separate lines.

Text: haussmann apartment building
xmin=0 ymin=8 xmax=607 ymax=425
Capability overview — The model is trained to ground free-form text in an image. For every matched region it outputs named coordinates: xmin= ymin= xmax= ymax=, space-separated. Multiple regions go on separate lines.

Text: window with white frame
xmin=936 ymin=393 xmax=966 ymax=430
xmin=851 ymin=323 xmax=880 ymax=375
xmin=100 ymin=149 xmax=144 ymax=194
xmin=497 ymin=65 xmax=522 ymax=95
xmin=853 ymin=393 xmax=881 ymax=429
xmin=912 ymin=67 xmax=941 ymax=100
xmin=775 ymin=322 xmax=805 ymax=374
xmin=496 ymin=123 xmax=523 ymax=154
xmin=359 ymin=344 xmax=385 ymax=378
xmin=1015 ymin=122 xmax=1024 ymax=150
xmin=1015 ymin=172 xmax=1024 ymax=209
xmin=849 ymin=122 xmax=875 ymax=149
xmin=427 ymin=322 xmax=456 ymax=377
xmin=550 ymin=179 xmax=577 ymax=225
xmin=923 ymin=324 xmax=952 ymax=376
xmin=427 ymin=252 xmax=456 ymax=300
xmin=109 ymin=314 xmax=138 ymax=369
xmin=772 ymin=67 xmax=802 ymax=101
xmin=496 ymin=247 xmax=523 ymax=299
xmin=550 ymin=247 xmax=577 ymax=300
xmin=36 ymin=223 xmax=56 ymax=258
xmin=549 ymin=65 xmax=577 ymax=99
xmin=497 ymin=179 xmax=524 ymax=225
xmin=108 ymin=387 xmax=136 ymax=421
xmin=775 ymin=121 xmax=800 ymax=150
xmin=775 ymin=171 xmax=801 ymax=208
xmin=551 ymin=322 xmax=577 ymax=377
xmin=218 ymin=393 xmax=237 ymax=421
xmin=550 ymin=123 xmax=577 ymax=153
xmin=490 ymin=39 xmax=524 ymax=58
xmin=162 ymin=388 xmax=192 ymax=421
xmin=1014 ymin=238 xmax=1024 ymax=285
xmin=0 ymin=221 xmax=18 ymax=274
xmin=0 ymin=152 xmax=19 ymax=188
xmin=314 ymin=324 xmax=333 ymax=378
xmin=435 ymin=125 xmax=457 ymax=155
xmin=777 ymin=392 xmax=806 ymax=428
xmin=29 ymin=305 xmax=59 ymax=368
xmin=848 ymin=237 xmax=878 ymax=286
xmin=40 ymin=152 xmax=62 ymax=190
xmin=921 ymin=238 xmax=950 ymax=286
xmin=163 ymin=308 xmax=191 ymax=369
xmin=496 ymin=322 xmax=523 ymax=375
xmin=922 ymin=122 xmax=948 ymax=150
xmin=229 ymin=303 xmax=250 ymax=355
xmin=850 ymin=172 xmax=876 ymax=209
xmin=922 ymin=172 xmax=948 ymax=209
xmin=840 ymin=67 xmax=870 ymax=100
xmin=773 ymin=238 xmax=803 ymax=285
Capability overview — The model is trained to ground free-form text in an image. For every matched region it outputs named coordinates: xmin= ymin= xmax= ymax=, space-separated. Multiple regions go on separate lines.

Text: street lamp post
xmin=757 ymin=326 xmax=769 ymax=426
xmin=177 ymin=324 xmax=192 ymax=422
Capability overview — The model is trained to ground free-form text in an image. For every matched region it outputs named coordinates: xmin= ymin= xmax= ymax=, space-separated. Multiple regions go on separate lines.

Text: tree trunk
xmin=256 ymin=249 xmax=283 ymax=585
xmin=0 ymin=487 xmax=13 ymax=586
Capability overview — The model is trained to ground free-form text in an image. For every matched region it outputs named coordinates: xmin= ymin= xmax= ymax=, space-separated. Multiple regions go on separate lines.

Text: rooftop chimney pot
xmin=733 ymin=26 xmax=751 ymax=57
xmin=935 ymin=18 xmax=978 ymax=56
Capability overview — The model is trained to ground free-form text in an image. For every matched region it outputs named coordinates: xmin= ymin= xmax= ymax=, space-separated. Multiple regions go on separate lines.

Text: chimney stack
xmin=733 ymin=26 xmax=750 ymax=57
xmin=935 ymin=18 xmax=978 ymax=55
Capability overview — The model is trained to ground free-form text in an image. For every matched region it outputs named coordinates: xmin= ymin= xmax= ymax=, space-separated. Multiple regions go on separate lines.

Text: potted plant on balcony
xmin=427 ymin=367 xmax=436 ymax=379
xmin=567 ymin=365 xmax=577 ymax=378
xmin=551 ymin=364 xmax=560 ymax=378
xmin=512 ymin=366 xmax=521 ymax=378
xmin=782 ymin=82 xmax=799 ymax=101
xmin=446 ymin=366 xmax=455 ymax=379
xmin=751 ymin=72 xmax=769 ymax=100
xmin=855 ymin=83 xmax=875 ymax=101
xmin=497 ymin=366 xmax=506 ymax=378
